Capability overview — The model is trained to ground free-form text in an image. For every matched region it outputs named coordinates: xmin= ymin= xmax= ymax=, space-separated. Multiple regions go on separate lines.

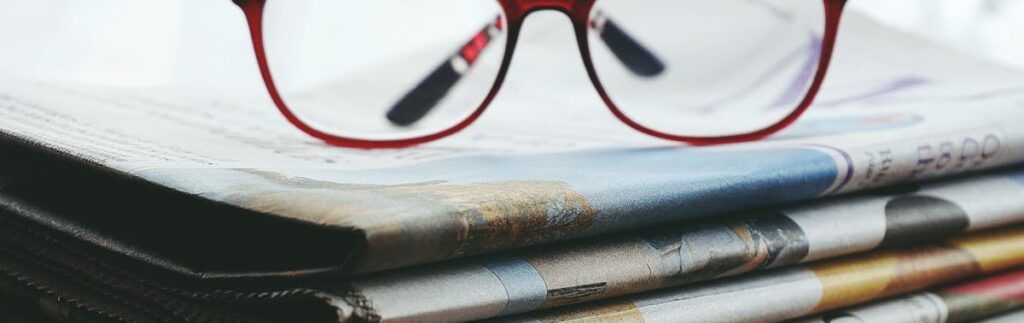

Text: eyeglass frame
xmin=231 ymin=0 xmax=848 ymax=149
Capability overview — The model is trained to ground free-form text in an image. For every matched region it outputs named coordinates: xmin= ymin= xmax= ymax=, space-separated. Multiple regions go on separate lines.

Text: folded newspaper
xmin=499 ymin=225 xmax=1024 ymax=322
xmin=1 ymin=9 xmax=1024 ymax=323
xmin=980 ymin=308 xmax=1024 ymax=323
xmin=797 ymin=268 xmax=1024 ymax=323
xmin=336 ymin=167 xmax=1024 ymax=322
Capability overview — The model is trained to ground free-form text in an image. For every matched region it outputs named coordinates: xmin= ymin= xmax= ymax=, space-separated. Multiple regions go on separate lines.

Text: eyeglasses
xmin=232 ymin=0 xmax=847 ymax=149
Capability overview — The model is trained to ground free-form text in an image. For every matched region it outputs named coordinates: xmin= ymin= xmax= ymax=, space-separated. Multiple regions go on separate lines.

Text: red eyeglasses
xmin=233 ymin=0 xmax=847 ymax=149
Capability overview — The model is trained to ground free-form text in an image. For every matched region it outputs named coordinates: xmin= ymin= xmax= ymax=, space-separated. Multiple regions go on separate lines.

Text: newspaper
xmin=979 ymin=308 xmax=1024 ymax=323
xmin=336 ymin=168 xmax=1024 ymax=322
xmin=1 ymin=7 xmax=1024 ymax=323
xmin=796 ymin=268 xmax=1024 ymax=323
xmin=0 ymin=11 xmax=1022 ymax=275
xmin=497 ymin=225 xmax=1024 ymax=323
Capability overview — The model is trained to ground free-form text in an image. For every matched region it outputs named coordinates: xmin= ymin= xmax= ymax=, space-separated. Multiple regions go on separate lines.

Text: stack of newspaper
xmin=1 ymin=10 xmax=1024 ymax=323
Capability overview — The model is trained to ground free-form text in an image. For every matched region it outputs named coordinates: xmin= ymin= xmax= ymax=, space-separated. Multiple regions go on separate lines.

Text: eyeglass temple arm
xmin=385 ymin=18 xmax=503 ymax=126
xmin=589 ymin=11 xmax=665 ymax=77
xmin=386 ymin=13 xmax=665 ymax=126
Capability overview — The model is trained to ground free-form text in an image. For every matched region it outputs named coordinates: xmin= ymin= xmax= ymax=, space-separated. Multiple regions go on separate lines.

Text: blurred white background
xmin=0 ymin=0 xmax=1021 ymax=91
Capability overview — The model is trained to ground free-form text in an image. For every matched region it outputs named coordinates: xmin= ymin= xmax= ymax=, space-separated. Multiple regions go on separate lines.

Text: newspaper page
xmin=497 ymin=225 xmax=1024 ymax=323
xmin=796 ymin=269 xmax=1024 ymax=323
xmin=334 ymin=167 xmax=1024 ymax=322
